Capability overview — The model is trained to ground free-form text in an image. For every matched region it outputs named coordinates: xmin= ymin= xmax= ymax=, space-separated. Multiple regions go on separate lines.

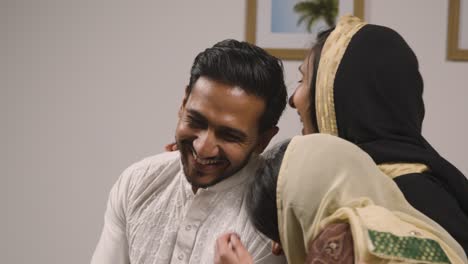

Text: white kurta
xmin=91 ymin=151 xmax=285 ymax=264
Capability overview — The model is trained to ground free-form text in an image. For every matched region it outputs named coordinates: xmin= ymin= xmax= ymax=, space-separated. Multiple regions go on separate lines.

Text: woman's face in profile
xmin=289 ymin=52 xmax=317 ymax=135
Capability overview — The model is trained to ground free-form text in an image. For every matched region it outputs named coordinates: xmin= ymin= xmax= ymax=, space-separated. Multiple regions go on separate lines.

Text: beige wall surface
xmin=3 ymin=0 xmax=467 ymax=263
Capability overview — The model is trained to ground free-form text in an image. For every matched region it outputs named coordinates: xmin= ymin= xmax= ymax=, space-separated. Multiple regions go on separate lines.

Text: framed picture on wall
xmin=245 ymin=0 xmax=365 ymax=60
xmin=447 ymin=0 xmax=468 ymax=60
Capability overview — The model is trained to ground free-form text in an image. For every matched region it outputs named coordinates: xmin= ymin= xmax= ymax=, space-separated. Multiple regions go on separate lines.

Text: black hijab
xmin=316 ymin=20 xmax=468 ymax=217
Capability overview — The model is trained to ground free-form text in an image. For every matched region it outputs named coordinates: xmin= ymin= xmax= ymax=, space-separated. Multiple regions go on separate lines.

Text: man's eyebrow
xmin=187 ymin=109 xmax=207 ymax=122
xmin=218 ymin=126 xmax=248 ymax=141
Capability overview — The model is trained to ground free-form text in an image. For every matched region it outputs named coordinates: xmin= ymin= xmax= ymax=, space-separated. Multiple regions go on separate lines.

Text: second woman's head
xmin=289 ymin=28 xmax=334 ymax=135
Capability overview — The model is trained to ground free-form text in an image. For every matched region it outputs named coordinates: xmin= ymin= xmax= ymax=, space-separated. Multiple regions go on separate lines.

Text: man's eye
xmin=298 ymin=79 xmax=303 ymax=83
xmin=221 ymin=133 xmax=242 ymax=143
xmin=187 ymin=117 xmax=205 ymax=129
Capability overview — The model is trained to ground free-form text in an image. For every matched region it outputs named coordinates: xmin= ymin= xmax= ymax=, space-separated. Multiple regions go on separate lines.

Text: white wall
xmin=3 ymin=1 xmax=467 ymax=263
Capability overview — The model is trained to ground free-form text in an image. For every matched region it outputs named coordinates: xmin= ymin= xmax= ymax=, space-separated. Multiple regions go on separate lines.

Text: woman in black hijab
xmin=288 ymin=15 xmax=468 ymax=255
xmin=213 ymin=15 xmax=468 ymax=263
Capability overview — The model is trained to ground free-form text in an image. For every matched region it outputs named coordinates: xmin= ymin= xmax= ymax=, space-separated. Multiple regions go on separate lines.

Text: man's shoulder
xmin=130 ymin=151 xmax=181 ymax=171
xmin=119 ymin=151 xmax=182 ymax=191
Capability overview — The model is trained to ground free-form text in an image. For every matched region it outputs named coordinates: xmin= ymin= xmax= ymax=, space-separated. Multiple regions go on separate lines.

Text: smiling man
xmin=91 ymin=39 xmax=288 ymax=264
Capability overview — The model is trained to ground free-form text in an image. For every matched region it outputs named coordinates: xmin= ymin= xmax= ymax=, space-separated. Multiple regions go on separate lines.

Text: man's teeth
xmin=192 ymin=150 xmax=221 ymax=165
xmin=197 ymin=158 xmax=220 ymax=165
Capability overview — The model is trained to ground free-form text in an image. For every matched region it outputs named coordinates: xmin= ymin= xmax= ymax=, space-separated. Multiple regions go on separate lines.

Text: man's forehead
xmin=190 ymin=78 xmax=264 ymax=104
xmin=185 ymin=95 xmax=264 ymax=135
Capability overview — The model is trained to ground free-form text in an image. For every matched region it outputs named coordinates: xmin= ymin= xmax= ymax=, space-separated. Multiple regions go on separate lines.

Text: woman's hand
xmin=164 ymin=143 xmax=178 ymax=151
xmin=214 ymin=233 xmax=253 ymax=264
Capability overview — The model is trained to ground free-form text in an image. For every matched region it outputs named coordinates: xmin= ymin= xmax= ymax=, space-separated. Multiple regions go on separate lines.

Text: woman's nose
xmin=288 ymin=90 xmax=297 ymax=108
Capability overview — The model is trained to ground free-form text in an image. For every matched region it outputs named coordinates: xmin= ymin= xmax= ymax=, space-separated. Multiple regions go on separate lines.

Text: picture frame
xmin=245 ymin=0 xmax=365 ymax=60
xmin=447 ymin=0 xmax=468 ymax=60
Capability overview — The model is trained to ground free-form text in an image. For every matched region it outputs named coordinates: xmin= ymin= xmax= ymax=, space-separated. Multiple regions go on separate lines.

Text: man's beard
xmin=176 ymin=139 xmax=253 ymax=189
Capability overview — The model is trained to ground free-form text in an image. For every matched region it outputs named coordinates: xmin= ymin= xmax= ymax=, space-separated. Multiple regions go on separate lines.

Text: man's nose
xmin=193 ymin=130 xmax=219 ymax=158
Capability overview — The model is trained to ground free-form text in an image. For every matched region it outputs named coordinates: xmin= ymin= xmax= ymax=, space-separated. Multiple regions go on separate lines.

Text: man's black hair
xmin=187 ymin=39 xmax=287 ymax=133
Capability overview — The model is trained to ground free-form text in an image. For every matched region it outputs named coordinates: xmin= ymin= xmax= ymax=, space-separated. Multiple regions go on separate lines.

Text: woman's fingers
xmin=215 ymin=233 xmax=238 ymax=264
xmin=214 ymin=233 xmax=253 ymax=264
xmin=164 ymin=143 xmax=178 ymax=152
xmin=230 ymin=234 xmax=253 ymax=263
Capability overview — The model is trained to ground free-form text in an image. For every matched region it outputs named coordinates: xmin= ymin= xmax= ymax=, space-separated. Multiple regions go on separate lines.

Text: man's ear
xmin=254 ymin=126 xmax=279 ymax=154
xmin=271 ymin=241 xmax=284 ymax=256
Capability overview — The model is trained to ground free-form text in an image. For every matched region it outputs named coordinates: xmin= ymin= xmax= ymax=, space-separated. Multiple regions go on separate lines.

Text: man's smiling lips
xmin=190 ymin=147 xmax=229 ymax=174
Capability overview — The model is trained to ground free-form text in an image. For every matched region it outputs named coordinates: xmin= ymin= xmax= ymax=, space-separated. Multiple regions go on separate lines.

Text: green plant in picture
xmin=294 ymin=0 xmax=338 ymax=32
